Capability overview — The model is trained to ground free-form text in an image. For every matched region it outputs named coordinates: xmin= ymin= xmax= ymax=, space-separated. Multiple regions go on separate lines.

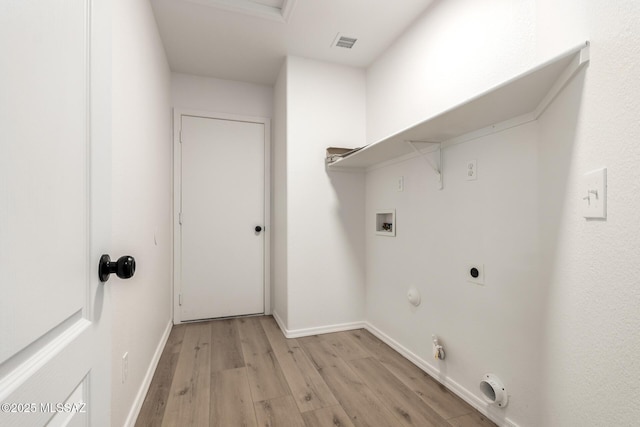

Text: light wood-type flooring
xmin=135 ymin=316 xmax=496 ymax=427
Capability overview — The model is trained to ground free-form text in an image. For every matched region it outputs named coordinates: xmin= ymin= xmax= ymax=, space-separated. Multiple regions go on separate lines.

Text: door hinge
xmin=178 ymin=293 xmax=183 ymax=306
xmin=179 ymin=212 xmax=183 ymax=225
xmin=179 ymin=129 xmax=183 ymax=143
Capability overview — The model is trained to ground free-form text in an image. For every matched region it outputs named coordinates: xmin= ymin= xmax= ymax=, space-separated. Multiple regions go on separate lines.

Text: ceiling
xmin=150 ymin=0 xmax=434 ymax=85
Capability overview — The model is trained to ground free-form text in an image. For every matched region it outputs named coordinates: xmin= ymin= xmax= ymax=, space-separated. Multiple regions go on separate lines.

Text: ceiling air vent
xmin=332 ymin=33 xmax=357 ymax=49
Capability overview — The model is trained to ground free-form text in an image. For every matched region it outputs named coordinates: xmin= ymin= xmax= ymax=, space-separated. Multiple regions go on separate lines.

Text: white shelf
xmin=328 ymin=42 xmax=590 ymax=170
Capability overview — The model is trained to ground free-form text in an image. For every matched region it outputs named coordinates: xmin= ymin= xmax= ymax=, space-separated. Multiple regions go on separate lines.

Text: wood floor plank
xmin=296 ymin=335 xmax=341 ymax=369
xmin=260 ymin=316 xmax=338 ymax=412
xmin=448 ymin=412 xmax=497 ymax=427
xmin=349 ymin=329 xmax=473 ymax=420
xmin=161 ymin=322 xmax=211 ymax=427
xmin=301 ymin=405 xmax=356 ymax=427
xmin=254 ymin=395 xmax=306 ymax=427
xmin=167 ymin=324 xmax=187 ymax=353
xmin=135 ymin=325 xmax=186 ymax=427
xmin=210 ymin=367 xmax=257 ymax=427
xmin=349 ymin=357 xmax=450 ymax=427
xmin=237 ymin=316 xmax=290 ymax=402
xmin=137 ymin=317 xmax=496 ymax=426
xmin=298 ymin=336 xmax=401 ymax=427
xmin=320 ymin=330 xmax=372 ymax=361
xmin=210 ymin=318 xmax=244 ymax=372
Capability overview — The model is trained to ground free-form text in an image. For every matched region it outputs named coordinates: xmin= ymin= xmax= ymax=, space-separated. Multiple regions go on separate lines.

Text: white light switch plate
xmin=581 ymin=168 xmax=607 ymax=219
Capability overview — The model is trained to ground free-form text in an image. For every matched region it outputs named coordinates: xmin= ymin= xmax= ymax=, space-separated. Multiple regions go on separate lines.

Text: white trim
xmin=272 ymin=311 xmax=365 ymax=339
xmin=533 ymin=42 xmax=590 ymax=119
xmin=441 ymin=112 xmax=536 ymax=149
xmin=172 ymin=109 xmax=181 ymax=325
xmin=172 ymin=109 xmax=271 ymax=324
xmin=263 ymin=118 xmax=272 ymax=315
xmin=124 ymin=319 xmax=173 ymax=427
xmin=0 ymin=318 xmax=90 ymax=401
xmin=364 ymin=321 xmax=520 ymax=427
xmin=84 ymin=0 xmax=93 ymax=321
xmin=364 ymin=144 xmax=440 ymax=172
xmin=364 ymin=112 xmax=536 ymax=173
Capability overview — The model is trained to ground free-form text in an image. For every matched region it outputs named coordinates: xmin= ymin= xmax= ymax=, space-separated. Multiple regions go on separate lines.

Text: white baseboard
xmin=264 ymin=314 xmax=520 ymax=426
xmin=123 ymin=319 xmax=173 ymax=427
xmin=364 ymin=321 xmax=519 ymax=427
xmin=272 ymin=311 xmax=365 ymax=338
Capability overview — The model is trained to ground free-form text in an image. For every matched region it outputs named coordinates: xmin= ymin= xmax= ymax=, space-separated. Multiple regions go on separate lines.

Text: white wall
xmin=536 ymin=1 xmax=640 ymax=425
xmin=171 ymin=72 xmax=273 ymax=118
xmin=366 ymin=0 xmax=535 ymax=145
xmin=284 ymin=56 xmax=367 ymax=332
xmin=366 ymin=124 xmax=541 ymax=426
xmin=112 ymin=1 xmax=173 ymax=426
xmin=272 ymin=61 xmax=288 ymax=324
xmin=364 ymin=0 xmax=640 ymax=426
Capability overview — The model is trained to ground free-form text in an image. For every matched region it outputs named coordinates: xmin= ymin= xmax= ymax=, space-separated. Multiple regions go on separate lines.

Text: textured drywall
xmin=536 ymin=0 xmax=640 ymax=425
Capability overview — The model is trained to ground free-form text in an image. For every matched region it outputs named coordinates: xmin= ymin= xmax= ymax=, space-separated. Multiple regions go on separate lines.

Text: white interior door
xmin=179 ymin=114 xmax=266 ymax=321
xmin=0 ymin=0 xmax=111 ymax=425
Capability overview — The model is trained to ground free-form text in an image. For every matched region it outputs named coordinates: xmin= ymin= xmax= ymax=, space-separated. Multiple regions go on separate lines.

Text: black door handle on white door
xmin=99 ymin=254 xmax=136 ymax=282
xmin=255 ymin=226 xmax=262 ymax=233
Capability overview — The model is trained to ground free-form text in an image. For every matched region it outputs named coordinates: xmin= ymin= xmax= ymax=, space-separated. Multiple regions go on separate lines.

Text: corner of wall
xmin=272 ymin=59 xmax=289 ymax=327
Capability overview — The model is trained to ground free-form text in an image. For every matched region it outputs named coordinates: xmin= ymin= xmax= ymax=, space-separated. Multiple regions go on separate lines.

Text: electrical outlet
xmin=466 ymin=160 xmax=477 ymax=181
xmin=397 ymin=176 xmax=404 ymax=192
xmin=467 ymin=264 xmax=485 ymax=285
xmin=122 ymin=352 xmax=128 ymax=383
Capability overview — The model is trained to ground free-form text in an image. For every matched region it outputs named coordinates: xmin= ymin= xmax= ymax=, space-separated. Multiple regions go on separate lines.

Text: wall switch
xmin=581 ymin=168 xmax=607 ymax=219
xmin=122 ymin=352 xmax=129 ymax=383
xmin=467 ymin=160 xmax=477 ymax=181
xmin=397 ymin=176 xmax=404 ymax=192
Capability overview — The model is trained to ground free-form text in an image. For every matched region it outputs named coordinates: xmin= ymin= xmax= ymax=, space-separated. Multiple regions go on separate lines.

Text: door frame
xmin=172 ymin=109 xmax=271 ymax=324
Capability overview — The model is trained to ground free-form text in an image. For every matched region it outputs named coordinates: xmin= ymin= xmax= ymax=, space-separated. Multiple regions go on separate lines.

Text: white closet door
xmin=180 ymin=115 xmax=265 ymax=321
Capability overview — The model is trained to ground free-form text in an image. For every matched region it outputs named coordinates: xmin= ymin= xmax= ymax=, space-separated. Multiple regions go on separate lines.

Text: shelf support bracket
xmin=406 ymin=140 xmax=443 ymax=190
xmin=534 ymin=41 xmax=590 ymax=119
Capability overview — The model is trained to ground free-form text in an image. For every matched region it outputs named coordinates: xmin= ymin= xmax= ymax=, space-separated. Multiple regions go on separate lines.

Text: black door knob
xmin=255 ymin=226 xmax=262 ymax=233
xmin=99 ymin=254 xmax=136 ymax=282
